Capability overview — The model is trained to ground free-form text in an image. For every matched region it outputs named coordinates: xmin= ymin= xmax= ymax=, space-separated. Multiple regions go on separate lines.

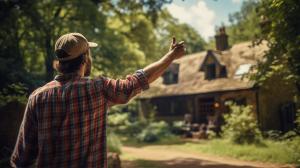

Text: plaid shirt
xmin=10 ymin=70 xmax=149 ymax=168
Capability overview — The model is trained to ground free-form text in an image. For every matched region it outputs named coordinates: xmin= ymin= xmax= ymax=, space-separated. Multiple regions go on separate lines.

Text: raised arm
xmin=101 ymin=38 xmax=185 ymax=105
xmin=144 ymin=37 xmax=185 ymax=83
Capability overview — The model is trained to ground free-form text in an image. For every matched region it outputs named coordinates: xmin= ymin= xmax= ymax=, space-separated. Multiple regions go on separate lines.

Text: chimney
xmin=215 ymin=27 xmax=229 ymax=51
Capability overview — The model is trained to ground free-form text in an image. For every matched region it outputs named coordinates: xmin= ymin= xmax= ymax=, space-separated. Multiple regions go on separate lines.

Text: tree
xmin=155 ymin=10 xmax=206 ymax=57
xmin=255 ymin=0 xmax=300 ymax=95
xmin=226 ymin=0 xmax=261 ymax=45
xmin=0 ymin=0 xmax=173 ymax=87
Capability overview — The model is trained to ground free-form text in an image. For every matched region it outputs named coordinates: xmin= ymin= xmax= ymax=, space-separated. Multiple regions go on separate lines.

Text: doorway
xmin=196 ymin=97 xmax=215 ymax=124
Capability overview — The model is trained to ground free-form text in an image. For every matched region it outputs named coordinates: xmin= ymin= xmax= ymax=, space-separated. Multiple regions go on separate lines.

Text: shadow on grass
xmin=123 ymin=158 xmax=260 ymax=168
xmin=120 ymin=136 xmax=206 ymax=148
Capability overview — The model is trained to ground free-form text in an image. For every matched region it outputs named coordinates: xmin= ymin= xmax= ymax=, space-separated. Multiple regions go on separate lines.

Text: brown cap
xmin=55 ymin=32 xmax=98 ymax=61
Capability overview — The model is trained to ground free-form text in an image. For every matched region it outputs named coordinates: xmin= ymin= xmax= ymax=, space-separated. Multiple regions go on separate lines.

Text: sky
xmin=166 ymin=0 xmax=245 ymax=41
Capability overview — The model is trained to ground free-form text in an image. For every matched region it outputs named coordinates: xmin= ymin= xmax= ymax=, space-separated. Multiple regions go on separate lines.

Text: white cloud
xmin=166 ymin=1 xmax=216 ymax=41
xmin=232 ymin=0 xmax=242 ymax=4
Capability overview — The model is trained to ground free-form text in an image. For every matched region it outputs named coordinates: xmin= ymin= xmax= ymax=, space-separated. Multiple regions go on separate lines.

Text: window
xmin=224 ymin=98 xmax=247 ymax=113
xmin=235 ymin=64 xmax=252 ymax=77
xmin=163 ymin=72 xmax=178 ymax=84
xmin=220 ymin=66 xmax=227 ymax=78
xmin=205 ymin=63 xmax=216 ymax=80
xmin=197 ymin=98 xmax=215 ymax=123
xmin=162 ymin=63 xmax=179 ymax=84
xmin=235 ymin=98 xmax=247 ymax=106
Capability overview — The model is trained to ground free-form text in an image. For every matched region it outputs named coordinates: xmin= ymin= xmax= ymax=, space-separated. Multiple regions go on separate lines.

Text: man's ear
xmin=52 ymin=60 xmax=59 ymax=70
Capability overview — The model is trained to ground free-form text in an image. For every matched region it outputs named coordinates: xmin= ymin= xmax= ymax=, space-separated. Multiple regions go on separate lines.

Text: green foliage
xmin=295 ymin=107 xmax=300 ymax=133
xmin=155 ymin=10 xmax=206 ymax=56
xmin=222 ymin=103 xmax=262 ymax=144
xmin=263 ymin=130 xmax=282 ymax=141
xmin=108 ymin=109 xmax=146 ymax=137
xmin=108 ymin=100 xmax=175 ymax=143
xmin=0 ymin=83 xmax=28 ymax=107
xmin=108 ymin=113 xmax=130 ymax=127
xmin=285 ymin=136 xmax=300 ymax=165
xmin=137 ymin=121 xmax=171 ymax=143
xmin=107 ymin=131 xmax=122 ymax=154
xmin=121 ymin=121 xmax=147 ymax=137
xmin=226 ymin=0 xmax=261 ymax=45
xmin=1 ymin=0 xmax=207 ymax=96
xmin=174 ymin=139 xmax=294 ymax=164
xmin=254 ymin=0 xmax=300 ymax=95
xmin=108 ymin=108 xmax=172 ymax=143
xmin=170 ymin=121 xmax=184 ymax=135
xmin=207 ymin=130 xmax=217 ymax=140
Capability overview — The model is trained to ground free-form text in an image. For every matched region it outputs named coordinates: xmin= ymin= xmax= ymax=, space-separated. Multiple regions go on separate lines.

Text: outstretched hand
xmin=169 ymin=37 xmax=185 ymax=60
xmin=143 ymin=37 xmax=186 ymax=83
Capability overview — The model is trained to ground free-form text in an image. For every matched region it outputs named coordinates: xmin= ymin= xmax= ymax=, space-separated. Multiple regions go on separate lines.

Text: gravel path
xmin=121 ymin=146 xmax=295 ymax=168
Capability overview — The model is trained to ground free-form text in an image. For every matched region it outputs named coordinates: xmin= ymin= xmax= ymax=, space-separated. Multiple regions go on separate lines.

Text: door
xmin=196 ymin=97 xmax=215 ymax=124
xmin=280 ymin=102 xmax=296 ymax=132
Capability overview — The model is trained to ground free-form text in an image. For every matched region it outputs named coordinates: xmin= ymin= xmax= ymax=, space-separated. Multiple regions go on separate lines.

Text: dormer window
xmin=200 ymin=50 xmax=228 ymax=80
xmin=220 ymin=66 xmax=227 ymax=78
xmin=163 ymin=63 xmax=179 ymax=85
xmin=205 ymin=63 xmax=216 ymax=80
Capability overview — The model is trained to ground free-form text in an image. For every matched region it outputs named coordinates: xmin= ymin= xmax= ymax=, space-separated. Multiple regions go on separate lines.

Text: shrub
xmin=121 ymin=121 xmax=147 ymax=136
xmin=207 ymin=130 xmax=217 ymax=140
xmin=108 ymin=113 xmax=130 ymax=127
xmin=0 ymin=83 xmax=27 ymax=107
xmin=288 ymin=136 xmax=300 ymax=165
xmin=222 ymin=102 xmax=262 ymax=144
xmin=262 ymin=130 xmax=282 ymax=140
xmin=170 ymin=121 xmax=184 ymax=135
xmin=137 ymin=121 xmax=171 ymax=143
xmin=284 ymin=108 xmax=300 ymax=165
xmin=107 ymin=131 xmax=122 ymax=154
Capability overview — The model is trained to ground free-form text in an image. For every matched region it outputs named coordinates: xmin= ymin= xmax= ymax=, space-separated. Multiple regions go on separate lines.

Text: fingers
xmin=169 ymin=37 xmax=185 ymax=55
xmin=169 ymin=37 xmax=176 ymax=51
xmin=172 ymin=37 xmax=176 ymax=45
xmin=174 ymin=41 xmax=185 ymax=48
xmin=177 ymin=41 xmax=184 ymax=46
xmin=177 ymin=41 xmax=184 ymax=45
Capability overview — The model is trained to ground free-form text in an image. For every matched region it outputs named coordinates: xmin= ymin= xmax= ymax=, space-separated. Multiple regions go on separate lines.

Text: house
xmin=138 ymin=27 xmax=297 ymax=131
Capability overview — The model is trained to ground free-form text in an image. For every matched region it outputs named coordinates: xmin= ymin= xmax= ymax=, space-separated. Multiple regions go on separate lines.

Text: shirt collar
xmin=54 ymin=73 xmax=82 ymax=82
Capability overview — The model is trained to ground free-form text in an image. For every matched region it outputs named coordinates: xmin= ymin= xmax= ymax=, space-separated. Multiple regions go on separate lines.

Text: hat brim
xmin=88 ymin=42 xmax=98 ymax=48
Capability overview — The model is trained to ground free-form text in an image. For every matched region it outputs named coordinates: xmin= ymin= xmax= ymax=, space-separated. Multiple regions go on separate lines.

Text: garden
xmin=106 ymin=100 xmax=300 ymax=168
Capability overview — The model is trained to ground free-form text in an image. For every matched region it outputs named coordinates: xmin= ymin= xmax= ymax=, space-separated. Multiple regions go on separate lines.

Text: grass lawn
xmin=121 ymin=137 xmax=295 ymax=165
xmin=170 ymin=138 xmax=294 ymax=164
xmin=121 ymin=153 xmax=163 ymax=168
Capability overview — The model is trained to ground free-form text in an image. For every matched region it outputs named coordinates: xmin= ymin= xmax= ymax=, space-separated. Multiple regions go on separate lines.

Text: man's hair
xmin=54 ymin=50 xmax=87 ymax=74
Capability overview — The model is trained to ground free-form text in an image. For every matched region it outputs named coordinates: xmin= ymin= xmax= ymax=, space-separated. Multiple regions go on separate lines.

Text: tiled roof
xmin=140 ymin=41 xmax=268 ymax=99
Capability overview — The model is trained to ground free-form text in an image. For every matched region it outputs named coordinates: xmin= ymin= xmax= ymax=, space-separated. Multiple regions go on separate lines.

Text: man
xmin=11 ymin=33 xmax=185 ymax=167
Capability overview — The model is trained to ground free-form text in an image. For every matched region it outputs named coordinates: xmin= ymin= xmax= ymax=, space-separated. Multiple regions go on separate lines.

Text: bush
xmin=284 ymin=108 xmax=300 ymax=165
xmin=207 ymin=130 xmax=217 ymax=140
xmin=108 ymin=113 xmax=130 ymax=127
xmin=0 ymin=83 xmax=27 ymax=107
xmin=137 ymin=121 xmax=171 ymax=143
xmin=121 ymin=121 xmax=147 ymax=136
xmin=107 ymin=131 xmax=122 ymax=154
xmin=170 ymin=121 xmax=184 ymax=135
xmin=222 ymin=103 xmax=262 ymax=144
xmin=287 ymin=136 xmax=300 ymax=165
xmin=262 ymin=130 xmax=282 ymax=140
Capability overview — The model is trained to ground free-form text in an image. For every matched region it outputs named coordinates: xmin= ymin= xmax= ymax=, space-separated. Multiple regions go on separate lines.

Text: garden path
xmin=121 ymin=145 xmax=294 ymax=168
